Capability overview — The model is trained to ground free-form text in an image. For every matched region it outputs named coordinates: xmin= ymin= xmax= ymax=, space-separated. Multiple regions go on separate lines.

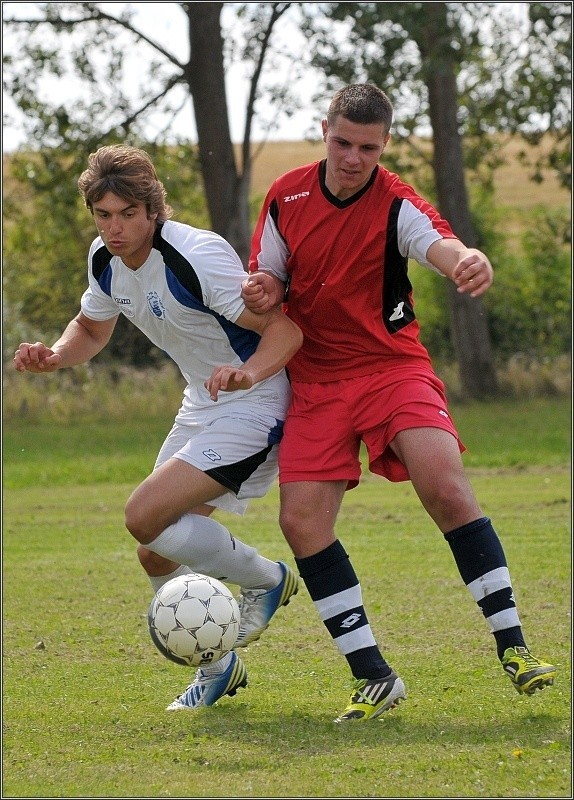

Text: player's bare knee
xmin=280 ymin=507 xmax=333 ymax=554
xmin=279 ymin=506 xmax=301 ymax=541
xmin=422 ymin=481 xmax=481 ymax=530
xmin=137 ymin=544 xmax=160 ymax=570
xmin=124 ymin=496 xmax=157 ymax=544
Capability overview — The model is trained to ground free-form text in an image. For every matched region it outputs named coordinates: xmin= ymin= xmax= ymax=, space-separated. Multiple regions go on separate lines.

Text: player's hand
xmin=452 ymin=250 xmax=493 ymax=298
xmin=241 ymin=272 xmax=281 ymax=313
xmin=205 ymin=366 xmax=254 ymax=401
xmin=13 ymin=342 xmax=63 ymax=373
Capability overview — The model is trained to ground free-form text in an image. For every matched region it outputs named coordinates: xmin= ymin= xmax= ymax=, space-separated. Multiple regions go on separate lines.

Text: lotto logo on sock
xmin=340 ymin=613 xmax=362 ymax=629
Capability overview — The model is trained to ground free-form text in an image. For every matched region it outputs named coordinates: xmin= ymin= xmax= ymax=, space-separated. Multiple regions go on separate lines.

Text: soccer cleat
xmin=234 ymin=561 xmax=298 ymax=648
xmin=335 ymin=671 xmax=406 ymax=722
xmin=165 ymin=651 xmax=247 ymax=711
xmin=502 ymin=646 xmax=557 ymax=695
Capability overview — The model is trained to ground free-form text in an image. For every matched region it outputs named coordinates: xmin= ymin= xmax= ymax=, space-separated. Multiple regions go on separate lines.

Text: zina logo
xmin=284 ymin=192 xmax=310 ymax=203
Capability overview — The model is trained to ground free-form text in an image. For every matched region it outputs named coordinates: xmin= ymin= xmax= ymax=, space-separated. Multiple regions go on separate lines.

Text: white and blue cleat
xmin=234 ymin=561 xmax=298 ymax=648
xmin=166 ymin=651 xmax=248 ymax=710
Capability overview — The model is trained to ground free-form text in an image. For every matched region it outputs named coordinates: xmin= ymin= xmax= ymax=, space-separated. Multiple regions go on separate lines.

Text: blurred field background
xmin=247 ymin=136 xmax=571 ymax=211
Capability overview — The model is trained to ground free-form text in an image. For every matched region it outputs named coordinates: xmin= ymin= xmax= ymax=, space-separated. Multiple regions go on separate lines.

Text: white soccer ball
xmin=147 ymin=573 xmax=240 ymax=667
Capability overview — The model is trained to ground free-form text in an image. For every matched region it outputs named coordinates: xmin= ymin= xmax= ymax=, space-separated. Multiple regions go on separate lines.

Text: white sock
xmin=199 ymin=651 xmax=234 ymax=676
xmin=146 ymin=513 xmax=282 ymax=589
xmin=148 ymin=564 xmax=192 ymax=594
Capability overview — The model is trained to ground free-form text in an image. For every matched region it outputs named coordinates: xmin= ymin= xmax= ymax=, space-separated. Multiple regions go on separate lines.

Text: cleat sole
xmin=227 ymin=678 xmax=248 ymax=697
xmin=522 ymin=676 xmax=555 ymax=695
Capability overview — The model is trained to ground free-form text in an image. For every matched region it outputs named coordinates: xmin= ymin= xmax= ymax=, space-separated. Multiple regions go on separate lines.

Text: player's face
xmin=92 ymin=192 xmax=158 ymax=269
xmin=322 ymin=116 xmax=390 ymax=200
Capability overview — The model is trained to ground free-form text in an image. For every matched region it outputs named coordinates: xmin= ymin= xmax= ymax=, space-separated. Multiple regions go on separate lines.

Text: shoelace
xmin=237 ymin=588 xmax=266 ymax=620
xmin=177 ymin=671 xmax=204 ymax=696
xmin=513 ymin=647 xmax=539 ymax=667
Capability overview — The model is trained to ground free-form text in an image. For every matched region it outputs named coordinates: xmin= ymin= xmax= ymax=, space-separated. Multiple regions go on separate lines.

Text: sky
xmin=2 ymin=1 xmax=532 ymax=152
xmin=2 ymin=2 xmax=320 ymax=152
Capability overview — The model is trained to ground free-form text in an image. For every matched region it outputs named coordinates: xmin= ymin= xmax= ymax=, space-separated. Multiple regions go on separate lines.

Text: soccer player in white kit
xmin=13 ymin=144 xmax=303 ymax=711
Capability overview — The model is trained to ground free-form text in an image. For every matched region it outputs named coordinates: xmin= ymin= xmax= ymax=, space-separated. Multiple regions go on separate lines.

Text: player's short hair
xmin=327 ymin=84 xmax=393 ymax=133
xmin=77 ymin=144 xmax=173 ymax=222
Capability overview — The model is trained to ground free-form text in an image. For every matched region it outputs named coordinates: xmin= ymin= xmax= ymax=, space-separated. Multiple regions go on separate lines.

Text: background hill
xmin=246 ymin=136 xmax=570 ymax=211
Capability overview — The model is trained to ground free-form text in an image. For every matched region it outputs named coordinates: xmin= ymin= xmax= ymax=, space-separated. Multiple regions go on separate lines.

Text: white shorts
xmin=154 ymin=402 xmax=284 ymax=515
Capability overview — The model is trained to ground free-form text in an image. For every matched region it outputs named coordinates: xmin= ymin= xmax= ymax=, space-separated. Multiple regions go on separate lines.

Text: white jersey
xmin=80 ymin=220 xmax=290 ymax=418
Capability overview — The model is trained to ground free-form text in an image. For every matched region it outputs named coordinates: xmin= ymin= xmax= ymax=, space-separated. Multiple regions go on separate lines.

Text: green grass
xmin=2 ymin=398 xmax=571 ymax=797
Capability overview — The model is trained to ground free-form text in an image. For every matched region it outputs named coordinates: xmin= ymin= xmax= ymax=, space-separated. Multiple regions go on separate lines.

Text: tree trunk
xmin=184 ymin=3 xmax=251 ymax=265
xmin=420 ymin=3 xmax=498 ymax=398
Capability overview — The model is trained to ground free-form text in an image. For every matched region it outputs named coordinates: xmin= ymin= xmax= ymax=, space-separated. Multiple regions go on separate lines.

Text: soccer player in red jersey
xmin=243 ymin=83 xmax=556 ymax=721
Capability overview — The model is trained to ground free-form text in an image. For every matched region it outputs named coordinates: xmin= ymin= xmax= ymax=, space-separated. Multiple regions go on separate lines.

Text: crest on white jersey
xmin=147 ymin=291 xmax=166 ymax=319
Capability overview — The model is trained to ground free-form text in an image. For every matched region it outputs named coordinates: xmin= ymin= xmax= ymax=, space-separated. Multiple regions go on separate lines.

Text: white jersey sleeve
xmin=397 ymin=200 xmax=446 ymax=275
xmin=253 ymin=210 xmax=290 ymax=283
xmin=162 ymin=224 xmax=247 ymax=322
xmin=80 ymin=237 xmax=121 ymax=321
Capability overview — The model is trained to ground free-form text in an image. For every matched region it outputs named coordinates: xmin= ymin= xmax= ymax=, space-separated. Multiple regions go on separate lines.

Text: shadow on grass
xmin=153 ymin=702 xmax=569 ymax=756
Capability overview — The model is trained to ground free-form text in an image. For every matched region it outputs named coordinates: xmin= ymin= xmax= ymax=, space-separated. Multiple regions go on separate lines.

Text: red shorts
xmin=279 ymin=366 xmax=464 ymax=488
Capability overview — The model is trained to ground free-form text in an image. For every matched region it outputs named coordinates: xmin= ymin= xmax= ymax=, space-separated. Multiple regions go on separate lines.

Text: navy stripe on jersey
xmin=163 ymin=265 xmax=259 ymax=362
xmin=91 ymin=244 xmax=113 ymax=296
xmin=154 ymin=224 xmax=260 ymax=362
xmin=382 ymin=197 xmax=416 ymax=334
xmin=154 ymin=226 xmax=203 ymax=302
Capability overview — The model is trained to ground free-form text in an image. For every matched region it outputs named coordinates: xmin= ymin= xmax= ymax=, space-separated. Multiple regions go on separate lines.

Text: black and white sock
xmin=445 ymin=517 xmax=526 ymax=659
xmin=296 ymin=540 xmax=391 ymax=680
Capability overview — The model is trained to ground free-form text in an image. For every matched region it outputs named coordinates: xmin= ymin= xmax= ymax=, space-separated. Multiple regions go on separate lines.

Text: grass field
xmin=2 ymin=397 xmax=571 ymax=798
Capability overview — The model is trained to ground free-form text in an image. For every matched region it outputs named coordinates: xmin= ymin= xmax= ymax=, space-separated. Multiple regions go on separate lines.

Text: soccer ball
xmin=147 ymin=573 xmax=240 ymax=667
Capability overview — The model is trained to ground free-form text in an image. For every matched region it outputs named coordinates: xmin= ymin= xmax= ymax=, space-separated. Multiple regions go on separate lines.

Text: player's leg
xmin=136 ymin=504 xmax=214 ymax=592
xmin=126 ymin=455 xmax=289 ymax=599
xmin=131 ymin=411 xmax=298 ymax=710
xmin=279 ymin=378 xmax=405 ymax=721
xmin=135 ymin=499 xmax=252 ymax=711
xmin=279 ymin=478 xmax=406 ymax=721
xmin=126 ymin=450 xmax=297 ymax=632
xmin=130 ymin=456 xmax=296 ymax=711
xmin=390 ymin=425 xmax=556 ymax=694
xmin=127 ymin=408 xmax=296 ymax=598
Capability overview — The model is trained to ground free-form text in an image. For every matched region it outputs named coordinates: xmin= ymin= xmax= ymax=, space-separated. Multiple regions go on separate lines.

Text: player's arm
xmin=427 ymin=238 xmax=493 ymax=298
xmin=244 ymin=198 xmax=289 ymax=313
xmin=205 ymin=306 xmax=303 ymax=401
xmin=241 ymin=271 xmax=285 ymax=313
xmin=14 ymin=312 xmax=117 ymax=373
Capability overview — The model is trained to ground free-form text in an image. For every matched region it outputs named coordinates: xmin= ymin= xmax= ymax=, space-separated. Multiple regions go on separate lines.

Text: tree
xmin=298 ymin=1 xmax=570 ymax=397
xmin=2 ymin=1 xmax=307 ymax=363
xmin=2 ymin=1 xmax=301 ymax=264
xmin=3 ymin=2 xmax=570 ymax=390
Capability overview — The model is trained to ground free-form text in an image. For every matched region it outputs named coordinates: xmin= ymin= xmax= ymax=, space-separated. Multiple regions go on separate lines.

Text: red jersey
xmin=249 ymin=160 xmax=456 ymax=383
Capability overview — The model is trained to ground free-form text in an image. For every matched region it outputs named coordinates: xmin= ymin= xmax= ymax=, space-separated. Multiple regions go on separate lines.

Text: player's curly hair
xmin=77 ymin=144 xmax=173 ymax=222
xmin=327 ymin=84 xmax=393 ymax=133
